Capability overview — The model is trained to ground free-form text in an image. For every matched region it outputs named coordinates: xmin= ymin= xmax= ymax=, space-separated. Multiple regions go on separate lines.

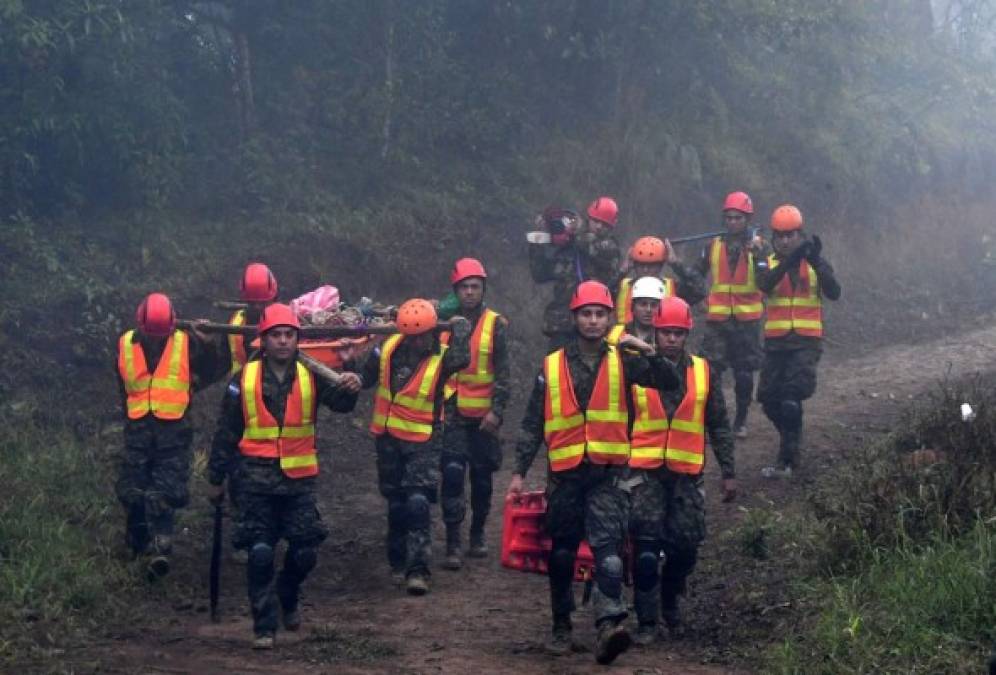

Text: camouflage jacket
xmin=442 ymin=304 xmax=511 ymax=425
xmin=116 ymin=329 xmax=226 ymax=450
xmin=208 ymin=354 xmax=359 ymax=494
xmin=757 ymin=248 xmax=841 ymax=351
xmin=514 ymin=338 xmax=679 ymax=477
xmin=528 ymin=232 xmax=622 ymax=336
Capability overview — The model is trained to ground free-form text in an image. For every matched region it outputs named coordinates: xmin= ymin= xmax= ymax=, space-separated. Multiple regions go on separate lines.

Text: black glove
xmin=806 ymin=235 xmax=823 ymax=264
xmin=786 ymin=242 xmax=810 ymax=267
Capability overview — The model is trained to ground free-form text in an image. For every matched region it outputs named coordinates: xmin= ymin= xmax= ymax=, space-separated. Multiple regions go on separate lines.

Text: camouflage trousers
xmin=440 ymin=421 xmax=502 ymax=536
xmin=235 ymin=489 xmax=327 ymax=636
xmin=628 ymin=470 xmax=706 ymax=625
xmin=758 ymin=347 xmax=822 ymax=469
xmin=376 ymin=435 xmax=440 ymax=577
xmin=115 ymin=442 xmax=192 ymax=557
xmin=700 ymin=319 xmax=764 ymax=375
xmin=545 ymin=463 xmax=630 ymax=626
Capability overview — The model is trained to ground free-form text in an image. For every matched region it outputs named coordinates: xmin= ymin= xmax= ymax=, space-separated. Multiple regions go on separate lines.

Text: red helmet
xmin=723 ymin=191 xmax=754 ymax=215
xmin=653 ymin=296 xmax=693 ymax=330
xmin=586 ymin=196 xmax=619 ymax=226
xmin=770 ymin=204 xmax=803 ymax=232
xmin=397 ymin=299 xmax=438 ymax=335
xmin=136 ymin=293 xmax=176 ymax=337
xmin=630 ymin=236 xmax=666 ymax=263
xmin=450 ymin=257 xmax=487 ymax=285
xmin=240 ymin=262 xmax=278 ymax=302
xmin=257 ymin=303 xmax=300 ymax=335
xmin=569 ymin=280 xmax=614 ymax=311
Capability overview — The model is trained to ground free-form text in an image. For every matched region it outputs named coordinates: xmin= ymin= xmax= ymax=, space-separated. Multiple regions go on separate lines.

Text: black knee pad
xmin=441 ymin=461 xmax=465 ymax=495
xmin=290 ymin=545 xmax=317 ymax=574
xmin=387 ymin=497 xmax=407 ymax=528
xmin=634 ymin=549 xmax=660 ymax=592
xmin=594 ymin=553 xmax=624 ymax=598
xmin=734 ymin=370 xmax=754 ymax=398
xmin=780 ymin=399 xmax=802 ymax=430
xmin=406 ymin=491 xmax=430 ymax=529
xmin=249 ymin=542 xmax=275 ymax=569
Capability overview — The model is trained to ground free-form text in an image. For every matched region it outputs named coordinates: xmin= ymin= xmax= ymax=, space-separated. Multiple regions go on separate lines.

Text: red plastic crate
xmin=501 ymin=491 xmax=595 ymax=581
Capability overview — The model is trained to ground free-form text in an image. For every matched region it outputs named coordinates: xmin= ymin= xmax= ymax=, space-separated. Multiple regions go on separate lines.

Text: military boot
xmin=406 ymin=572 xmax=430 ymax=596
xmin=146 ymin=534 xmax=172 ymax=580
xmin=594 ymin=620 xmax=632 ymax=665
xmin=442 ymin=526 xmax=462 ymax=571
xmin=632 ymin=622 xmax=657 ymax=646
xmin=544 ymin=617 xmax=573 ymax=656
xmin=252 ymin=632 xmax=275 ymax=650
xmin=467 ymin=527 xmax=487 ymax=558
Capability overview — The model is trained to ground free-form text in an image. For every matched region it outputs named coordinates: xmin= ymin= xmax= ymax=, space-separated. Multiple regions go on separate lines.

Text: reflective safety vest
xmin=706 ymin=237 xmax=764 ymax=322
xmin=117 ymin=329 xmax=191 ymax=421
xmin=369 ymin=334 xmax=449 ymax=442
xmin=629 ymin=355 xmax=709 ymax=474
xmin=615 ymin=276 xmax=676 ymax=324
xmin=443 ymin=309 xmax=500 ymax=418
xmin=238 ymin=359 xmax=318 ymax=479
xmin=543 ymin=346 xmax=630 ymax=471
xmin=764 ymin=256 xmax=823 ymax=338
xmin=228 ymin=310 xmax=248 ymax=375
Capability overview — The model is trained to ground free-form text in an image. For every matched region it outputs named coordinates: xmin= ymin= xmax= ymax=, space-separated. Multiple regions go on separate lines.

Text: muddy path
xmin=75 ymin=320 xmax=996 ymax=675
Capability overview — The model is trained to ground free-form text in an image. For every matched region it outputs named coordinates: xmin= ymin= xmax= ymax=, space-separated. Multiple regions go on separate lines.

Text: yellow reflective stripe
xmin=474 ymin=310 xmax=497 ymax=379
xmin=547 ymin=351 xmax=563 ymax=417
xmin=665 ymin=448 xmax=704 ymax=464
xmin=732 ymin=303 xmax=763 ymax=313
xmin=386 ymin=417 xmax=433 ymax=435
xmin=605 ymin=347 xmax=620 ymax=413
xmin=615 ymin=279 xmax=631 ymax=323
xmin=586 ymin=410 xmax=628 ymax=422
xmin=633 ymin=419 xmax=668 ymax=432
xmin=456 ymin=397 xmax=492 ymax=408
xmin=460 ymin=373 xmax=495 ymax=384
xmin=121 ymin=331 xmax=139 ymax=386
xmin=280 ymin=454 xmax=317 ymax=469
xmin=549 ymin=443 xmax=586 ymax=462
xmin=630 ymin=447 xmax=664 ymax=459
xmin=376 ymin=385 xmax=391 ymax=399
xmin=544 ymin=414 xmax=584 ymax=431
xmin=792 ymin=298 xmax=821 ymax=308
xmin=245 ymin=426 xmax=280 ymax=440
xmin=393 ymin=394 xmax=435 ymax=412
xmin=243 ymin=361 xmax=262 ymax=432
xmin=788 ymin=319 xmax=821 ymax=329
xmin=670 ymin=419 xmax=704 ymax=433
xmin=587 ymin=441 xmax=629 ymax=454
xmin=379 ymin=334 xmax=403 ymax=390
xmin=280 ymin=425 xmax=315 ymax=438
xmin=371 ymin=412 xmax=388 ymax=427
xmin=417 ymin=346 xmax=447 ymax=399
xmin=166 ymin=331 xmax=185 ymax=382
xmin=149 ymin=378 xmax=187 ymax=390
xmin=297 ymin=362 xmax=314 ymax=426
xmin=607 ymin=324 xmax=625 ymax=346
xmin=691 ymin=355 xmax=708 ymax=421
xmin=765 ymin=320 xmax=794 ymax=329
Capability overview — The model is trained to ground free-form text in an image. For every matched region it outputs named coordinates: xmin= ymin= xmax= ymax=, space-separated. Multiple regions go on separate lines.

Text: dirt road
xmin=78 ymin=321 xmax=996 ymax=674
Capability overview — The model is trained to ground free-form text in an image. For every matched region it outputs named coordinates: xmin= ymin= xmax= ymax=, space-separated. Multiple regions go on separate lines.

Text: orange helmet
xmin=240 ymin=262 xmax=278 ymax=302
xmin=136 ymin=293 xmax=176 ymax=337
xmin=722 ymin=191 xmax=754 ymax=215
xmin=569 ymin=280 xmax=614 ymax=311
xmin=586 ymin=196 xmax=618 ymax=226
xmin=630 ymin=236 xmax=666 ymax=263
xmin=653 ymin=296 xmax=693 ymax=330
xmin=770 ymin=204 xmax=803 ymax=232
xmin=450 ymin=257 xmax=487 ymax=285
xmin=397 ymin=299 xmax=438 ymax=335
xmin=257 ymin=303 xmax=300 ymax=335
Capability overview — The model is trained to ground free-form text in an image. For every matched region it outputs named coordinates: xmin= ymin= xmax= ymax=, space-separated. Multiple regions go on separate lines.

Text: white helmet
xmin=631 ymin=276 xmax=666 ymax=301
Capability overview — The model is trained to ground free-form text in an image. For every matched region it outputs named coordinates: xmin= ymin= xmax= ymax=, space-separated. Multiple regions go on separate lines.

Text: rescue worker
xmin=225 ymin=262 xmax=278 ymax=376
xmin=756 ymin=204 xmax=841 ymax=478
xmin=507 ymin=280 xmax=679 ymax=665
xmin=613 ymin=236 xmax=706 ymax=327
xmin=439 ymin=258 xmax=510 ymax=570
xmin=628 ymin=297 xmax=737 ymax=645
xmin=222 ymin=262 xmax=279 ymax=563
xmin=361 ymin=299 xmax=472 ymax=595
xmin=695 ymin=191 xmax=770 ymax=438
xmin=607 ymin=276 xmax=666 ymax=346
xmin=115 ymin=293 xmax=223 ymax=578
xmin=528 ymin=197 xmax=623 ymax=351
xmin=207 ymin=303 xmax=362 ymax=649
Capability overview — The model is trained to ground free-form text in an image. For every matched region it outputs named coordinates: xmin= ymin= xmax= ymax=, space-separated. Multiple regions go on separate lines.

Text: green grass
xmin=0 ymin=426 xmax=136 ymax=667
xmin=766 ymin=521 xmax=996 ymax=674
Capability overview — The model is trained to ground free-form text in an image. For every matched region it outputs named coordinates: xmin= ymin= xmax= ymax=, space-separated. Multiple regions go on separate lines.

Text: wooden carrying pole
xmin=177 ymin=319 xmax=454 ymax=339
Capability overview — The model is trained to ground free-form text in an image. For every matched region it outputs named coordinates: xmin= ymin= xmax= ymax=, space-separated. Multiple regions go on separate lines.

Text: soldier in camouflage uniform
xmin=115 ymin=293 xmax=224 ymax=579
xmin=439 ymin=259 xmax=510 ymax=570
xmin=627 ymin=297 xmax=736 ymax=645
xmin=208 ymin=304 xmax=362 ymax=649
xmin=528 ymin=198 xmax=623 ymax=351
xmin=360 ymin=299 xmax=472 ymax=595
xmin=507 ymin=280 xmax=678 ymax=665
xmin=694 ymin=192 xmax=770 ymax=438
xmin=756 ymin=205 xmax=840 ymax=478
